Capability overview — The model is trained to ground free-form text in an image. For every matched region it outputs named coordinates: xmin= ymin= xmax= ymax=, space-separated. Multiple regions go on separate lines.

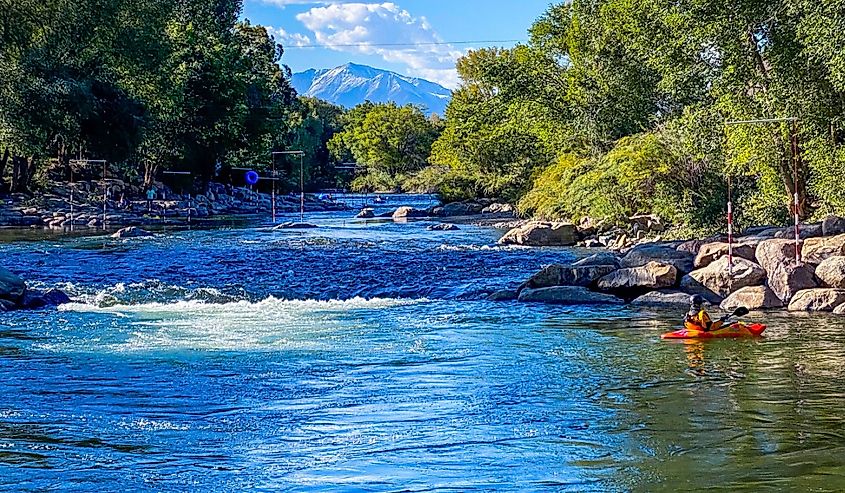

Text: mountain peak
xmin=291 ymin=63 xmax=451 ymax=116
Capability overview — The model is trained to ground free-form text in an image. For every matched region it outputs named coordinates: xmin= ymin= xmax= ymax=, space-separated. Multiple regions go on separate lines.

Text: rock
xmin=111 ymin=226 xmax=153 ymax=239
xmin=562 ymin=265 xmax=618 ymax=287
xmin=437 ymin=201 xmax=483 ymax=217
xmin=487 ymin=289 xmax=518 ymax=301
xmin=823 ymin=215 xmax=845 ymax=236
xmin=756 ymin=239 xmax=801 ymax=274
xmin=834 ymin=303 xmax=845 ymax=315
xmin=629 ymin=214 xmax=665 ymax=232
xmin=767 ymin=261 xmax=817 ymax=303
xmin=356 ymin=208 xmax=375 ymax=218
xmin=720 ymin=286 xmax=783 ymax=311
xmin=517 ymin=286 xmax=622 ymax=305
xmin=20 ymin=291 xmax=47 ymax=309
xmin=0 ymin=267 xmax=26 ymax=303
xmin=788 ymin=289 xmax=845 ymax=312
xmin=481 ymin=203 xmax=514 ymax=214
xmin=676 ymin=240 xmax=705 ymax=255
xmin=597 ymin=261 xmax=678 ymax=291
xmin=572 ymin=252 xmax=621 ymax=269
xmin=774 ymin=223 xmax=824 ymax=240
xmin=525 ymin=264 xmax=617 ymax=289
xmin=682 ymin=257 xmax=767 ymax=299
xmin=427 ymin=224 xmax=460 ymax=231
xmin=41 ymin=289 xmax=71 ymax=306
xmin=393 ymin=207 xmax=428 ymax=220
xmin=802 ymin=234 xmax=845 ymax=264
xmin=694 ymin=241 xmax=758 ymax=268
xmin=272 ymin=222 xmax=318 ymax=230
xmin=815 ymin=256 xmax=845 ymax=288
xmin=620 ymin=244 xmax=695 ymax=274
xmin=630 ymin=291 xmax=692 ymax=308
xmin=498 ymin=221 xmax=578 ymax=247
xmin=0 ymin=299 xmax=16 ymax=312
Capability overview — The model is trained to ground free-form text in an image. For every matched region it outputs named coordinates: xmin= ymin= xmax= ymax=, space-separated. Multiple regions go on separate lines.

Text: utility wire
xmin=290 ymin=39 xmax=526 ymax=48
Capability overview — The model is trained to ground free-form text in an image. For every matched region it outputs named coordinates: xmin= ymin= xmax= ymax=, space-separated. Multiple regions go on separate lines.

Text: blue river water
xmin=1 ymin=196 xmax=845 ymax=492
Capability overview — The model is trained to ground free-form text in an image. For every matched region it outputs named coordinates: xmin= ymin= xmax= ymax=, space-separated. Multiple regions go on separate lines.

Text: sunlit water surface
xmin=1 ymin=196 xmax=844 ymax=492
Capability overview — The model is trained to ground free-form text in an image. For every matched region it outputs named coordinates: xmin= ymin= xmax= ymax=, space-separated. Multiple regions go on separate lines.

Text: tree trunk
xmin=0 ymin=148 xmax=8 ymax=191
xmin=144 ymin=162 xmax=159 ymax=188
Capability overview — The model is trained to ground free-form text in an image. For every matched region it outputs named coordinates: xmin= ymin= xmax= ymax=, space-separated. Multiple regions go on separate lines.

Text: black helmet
xmin=690 ymin=295 xmax=704 ymax=306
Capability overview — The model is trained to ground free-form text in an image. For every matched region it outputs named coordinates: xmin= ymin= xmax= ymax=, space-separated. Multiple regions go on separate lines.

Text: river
xmin=1 ymin=196 xmax=844 ymax=492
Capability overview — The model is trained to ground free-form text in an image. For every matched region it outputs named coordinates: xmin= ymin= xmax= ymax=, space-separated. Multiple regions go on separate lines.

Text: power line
xmin=289 ymin=39 xmax=526 ymax=49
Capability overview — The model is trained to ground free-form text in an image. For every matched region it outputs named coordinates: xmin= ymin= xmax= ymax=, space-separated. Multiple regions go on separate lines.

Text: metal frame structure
xmin=273 ymin=151 xmax=306 ymax=222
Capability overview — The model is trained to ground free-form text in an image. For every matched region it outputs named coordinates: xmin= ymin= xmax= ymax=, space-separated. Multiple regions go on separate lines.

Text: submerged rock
xmin=0 ymin=266 xmax=26 ymax=304
xmin=273 ymin=222 xmax=319 ymax=230
xmin=356 ymin=208 xmax=375 ymax=219
xmin=427 ymin=224 xmax=460 ymax=231
xmin=720 ymin=286 xmax=783 ymax=311
xmin=517 ymin=286 xmax=622 ymax=305
xmin=487 ymin=289 xmax=518 ymax=301
xmin=111 ymin=226 xmax=152 ymax=239
xmin=498 ymin=221 xmax=578 ymax=247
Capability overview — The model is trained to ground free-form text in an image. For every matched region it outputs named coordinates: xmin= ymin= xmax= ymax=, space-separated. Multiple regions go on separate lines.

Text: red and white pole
xmin=794 ymin=191 xmax=801 ymax=262
xmin=727 ymin=177 xmax=734 ymax=278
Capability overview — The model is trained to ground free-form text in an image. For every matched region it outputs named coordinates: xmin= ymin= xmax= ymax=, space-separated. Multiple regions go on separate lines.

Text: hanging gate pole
xmin=791 ymin=121 xmax=802 ymax=262
xmin=727 ymin=175 xmax=734 ymax=281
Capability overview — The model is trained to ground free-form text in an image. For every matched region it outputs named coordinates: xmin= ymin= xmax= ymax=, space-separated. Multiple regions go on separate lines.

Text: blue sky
xmin=241 ymin=0 xmax=554 ymax=88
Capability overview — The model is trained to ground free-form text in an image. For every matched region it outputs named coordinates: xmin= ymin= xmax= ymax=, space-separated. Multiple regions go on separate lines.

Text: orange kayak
xmin=661 ymin=322 xmax=766 ymax=340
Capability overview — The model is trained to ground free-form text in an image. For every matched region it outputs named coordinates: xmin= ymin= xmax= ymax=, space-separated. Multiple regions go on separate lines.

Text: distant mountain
xmin=291 ymin=63 xmax=451 ymax=116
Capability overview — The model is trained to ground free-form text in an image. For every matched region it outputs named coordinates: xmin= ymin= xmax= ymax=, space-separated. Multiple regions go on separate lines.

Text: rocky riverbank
xmin=493 ymin=215 xmax=845 ymax=314
xmin=0 ymin=181 xmax=350 ymax=229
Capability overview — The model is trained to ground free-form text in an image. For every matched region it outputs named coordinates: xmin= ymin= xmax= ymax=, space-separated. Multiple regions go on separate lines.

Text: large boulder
xmin=356 ymin=208 xmax=375 ymax=219
xmin=597 ymin=261 xmax=677 ymax=292
xmin=525 ymin=264 xmax=617 ymax=289
xmin=787 ymin=288 xmax=845 ymax=312
xmin=682 ymin=256 xmax=767 ymax=299
xmin=620 ymin=244 xmax=694 ymax=274
xmin=481 ymin=203 xmax=514 ymax=214
xmin=816 ymin=256 xmax=845 ymax=288
xmin=802 ymin=234 xmax=845 ymax=264
xmin=767 ymin=261 xmax=817 ymax=303
xmin=630 ymin=291 xmax=691 ymax=308
xmin=517 ymin=286 xmax=622 ymax=305
xmin=111 ymin=226 xmax=153 ymax=239
xmin=0 ymin=267 xmax=26 ymax=304
xmin=823 ymin=215 xmax=845 ymax=236
xmin=774 ymin=223 xmax=823 ymax=239
xmin=756 ymin=239 xmax=801 ymax=274
xmin=498 ymin=222 xmax=578 ymax=247
xmin=572 ymin=252 xmax=621 ymax=269
xmin=694 ymin=241 xmax=757 ymax=268
xmin=392 ymin=207 xmax=428 ymax=220
xmin=720 ymin=286 xmax=783 ymax=311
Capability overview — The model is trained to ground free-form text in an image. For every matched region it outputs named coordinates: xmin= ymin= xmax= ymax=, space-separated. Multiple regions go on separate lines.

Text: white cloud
xmin=294 ymin=2 xmax=462 ymax=88
xmin=265 ymin=26 xmax=312 ymax=47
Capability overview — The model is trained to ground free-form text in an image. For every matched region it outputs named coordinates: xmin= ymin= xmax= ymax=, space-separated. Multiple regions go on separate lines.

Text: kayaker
xmin=684 ymin=295 xmax=722 ymax=332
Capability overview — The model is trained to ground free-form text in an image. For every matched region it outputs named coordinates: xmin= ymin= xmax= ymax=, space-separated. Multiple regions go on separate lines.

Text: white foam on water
xmin=57 ymin=296 xmax=429 ymax=353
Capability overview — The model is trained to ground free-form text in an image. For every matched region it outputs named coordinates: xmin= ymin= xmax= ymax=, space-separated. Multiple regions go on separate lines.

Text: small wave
xmin=437 ymin=244 xmax=530 ymax=252
xmin=60 ymin=296 xmax=426 ymax=315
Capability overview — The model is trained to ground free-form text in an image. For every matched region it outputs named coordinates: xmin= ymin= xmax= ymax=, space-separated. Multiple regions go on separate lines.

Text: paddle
xmin=717 ymin=306 xmax=749 ymax=327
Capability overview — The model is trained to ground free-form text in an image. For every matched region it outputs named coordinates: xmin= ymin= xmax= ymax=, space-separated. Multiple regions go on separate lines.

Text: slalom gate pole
xmin=792 ymin=122 xmax=801 ymax=262
xmin=727 ymin=175 xmax=734 ymax=279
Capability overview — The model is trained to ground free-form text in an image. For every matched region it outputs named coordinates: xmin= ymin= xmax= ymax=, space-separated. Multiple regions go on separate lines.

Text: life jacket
xmin=684 ymin=309 xmax=712 ymax=332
